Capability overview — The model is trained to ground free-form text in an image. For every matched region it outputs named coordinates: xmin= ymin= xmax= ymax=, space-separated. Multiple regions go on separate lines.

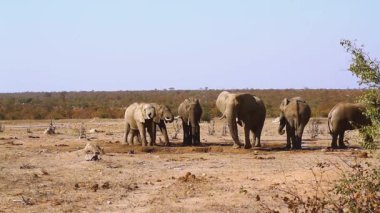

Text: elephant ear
xmin=280 ymin=98 xmax=289 ymax=111
xmin=135 ymin=104 xmax=146 ymax=123
xmin=153 ymin=105 xmax=162 ymax=123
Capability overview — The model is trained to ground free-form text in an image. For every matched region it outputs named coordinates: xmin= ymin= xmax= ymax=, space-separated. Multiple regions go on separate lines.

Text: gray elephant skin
xmin=123 ymin=103 xmax=155 ymax=146
xmin=178 ymin=98 xmax=203 ymax=146
xmin=328 ymin=102 xmax=371 ymax=148
xmin=130 ymin=103 xmax=174 ymax=146
xmin=216 ymin=91 xmax=266 ymax=149
xmin=278 ymin=97 xmax=311 ymax=149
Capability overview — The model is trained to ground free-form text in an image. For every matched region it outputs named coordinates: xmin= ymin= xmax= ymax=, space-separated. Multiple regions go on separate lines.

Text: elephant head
xmin=216 ymin=91 xmax=240 ymax=143
xmin=278 ymin=98 xmax=289 ymax=135
xmin=278 ymin=97 xmax=304 ymax=135
xmin=135 ymin=103 xmax=155 ymax=123
xmin=184 ymin=99 xmax=201 ymax=125
xmin=154 ymin=104 xmax=174 ymax=123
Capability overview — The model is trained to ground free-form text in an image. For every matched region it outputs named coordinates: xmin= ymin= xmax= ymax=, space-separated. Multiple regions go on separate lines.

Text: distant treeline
xmin=0 ymin=89 xmax=363 ymax=120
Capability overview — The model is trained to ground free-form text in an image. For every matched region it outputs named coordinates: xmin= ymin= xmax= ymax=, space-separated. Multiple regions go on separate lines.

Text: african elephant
xmin=178 ymin=98 xmax=202 ymax=146
xmin=277 ymin=97 xmax=311 ymax=149
xmin=122 ymin=103 xmax=155 ymax=146
xmin=328 ymin=102 xmax=371 ymax=149
xmin=130 ymin=103 xmax=174 ymax=146
xmin=216 ymin=91 xmax=266 ymax=149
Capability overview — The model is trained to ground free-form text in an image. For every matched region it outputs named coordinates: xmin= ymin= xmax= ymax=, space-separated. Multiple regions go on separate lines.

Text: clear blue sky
xmin=1 ymin=1 xmax=379 ymax=92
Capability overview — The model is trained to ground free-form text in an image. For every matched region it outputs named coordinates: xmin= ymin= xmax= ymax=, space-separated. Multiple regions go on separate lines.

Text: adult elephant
xmin=216 ymin=91 xmax=266 ymax=149
xmin=277 ymin=97 xmax=311 ymax=149
xmin=328 ymin=102 xmax=371 ymax=149
xmin=131 ymin=103 xmax=174 ymax=146
xmin=122 ymin=103 xmax=155 ymax=146
xmin=178 ymin=98 xmax=202 ymax=146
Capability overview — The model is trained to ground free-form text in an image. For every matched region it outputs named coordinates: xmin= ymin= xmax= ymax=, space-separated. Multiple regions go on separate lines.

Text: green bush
xmin=341 ymin=39 xmax=380 ymax=149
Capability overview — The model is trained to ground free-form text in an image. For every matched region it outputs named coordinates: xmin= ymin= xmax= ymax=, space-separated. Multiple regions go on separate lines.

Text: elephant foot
xmin=244 ymin=143 xmax=252 ymax=149
xmin=285 ymin=145 xmax=291 ymax=149
xmin=233 ymin=143 xmax=242 ymax=149
xmin=338 ymin=144 xmax=347 ymax=149
xmin=291 ymin=146 xmax=301 ymax=150
xmin=193 ymin=142 xmax=201 ymax=146
xmin=254 ymin=143 xmax=261 ymax=148
xmin=164 ymin=142 xmax=171 ymax=147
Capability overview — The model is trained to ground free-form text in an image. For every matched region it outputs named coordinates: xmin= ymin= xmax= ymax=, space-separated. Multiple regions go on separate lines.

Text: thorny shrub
xmin=264 ymin=161 xmax=380 ymax=212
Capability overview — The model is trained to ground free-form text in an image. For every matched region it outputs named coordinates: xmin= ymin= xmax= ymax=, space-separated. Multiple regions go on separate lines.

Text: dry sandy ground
xmin=0 ymin=118 xmax=378 ymax=212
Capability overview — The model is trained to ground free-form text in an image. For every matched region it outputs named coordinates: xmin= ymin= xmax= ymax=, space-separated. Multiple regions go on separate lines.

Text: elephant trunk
xmin=226 ymin=104 xmax=239 ymax=144
xmin=278 ymin=115 xmax=286 ymax=135
xmin=189 ymin=108 xmax=200 ymax=145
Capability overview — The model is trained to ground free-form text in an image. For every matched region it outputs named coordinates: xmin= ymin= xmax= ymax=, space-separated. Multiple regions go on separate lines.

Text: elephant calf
xmin=178 ymin=98 xmax=202 ymax=146
xmin=216 ymin=91 xmax=266 ymax=149
xmin=277 ymin=97 xmax=311 ymax=149
xmin=328 ymin=102 xmax=371 ymax=149
xmin=123 ymin=103 xmax=155 ymax=146
xmin=130 ymin=103 xmax=174 ymax=146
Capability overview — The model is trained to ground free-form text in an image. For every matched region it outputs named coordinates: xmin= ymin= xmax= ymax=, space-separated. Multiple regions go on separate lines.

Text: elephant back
xmin=330 ymin=103 xmax=369 ymax=125
xmin=236 ymin=94 xmax=266 ymax=113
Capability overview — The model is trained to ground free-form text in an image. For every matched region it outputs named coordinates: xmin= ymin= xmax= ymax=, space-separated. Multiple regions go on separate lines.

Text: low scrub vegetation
xmin=265 ymin=161 xmax=380 ymax=212
xmin=0 ymin=89 xmax=362 ymax=120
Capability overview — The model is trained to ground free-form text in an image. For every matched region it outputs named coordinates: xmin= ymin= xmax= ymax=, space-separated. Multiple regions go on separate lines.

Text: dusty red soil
xmin=0 ymin=118 xmax=377 ymax=212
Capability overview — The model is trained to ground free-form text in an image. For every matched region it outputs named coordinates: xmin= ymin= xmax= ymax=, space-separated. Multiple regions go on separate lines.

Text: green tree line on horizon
xmin=0 ymin=89 xmax=363 ymax=121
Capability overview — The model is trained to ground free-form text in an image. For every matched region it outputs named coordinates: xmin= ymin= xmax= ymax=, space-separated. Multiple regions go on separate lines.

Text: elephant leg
xmin=294 ymin=127 xmax=304 ymax=149
xmin=192 ymin=124 xmax=201 ymax=146
xmin=137 ymin=123 xmax=147 ymax=146
xmin=331 ymin=133 xmax=338 ymax=149
xmin=131 ymin=130 xmax=143 ymax=145
xmin=188 ymin=124 xmax=194 ymax=145
xmin=123 ymin=123 xmax=130 ymax=145
xmin=285 ymin=125 xmax=292 ymax=149
xmin=146 ymin=122 xmax=156 ymax=146
xmin=130 ymin=130 xmax=136 ymax=145
xmin=243 ymin=126 xmax=252 ymax=149
xmin=253 ymin=130 xmax=262 ymax=147
xmin=182 ymin=122 xmax=190 ymax=146
xmin=289 ymin=127 xmax=297 ymax=149
xmin=196 ymin=125 xmax=201 ymax=145
xmin=338 ymin=131 xmax=347 ymax=149
xmin=250 ymin=130 xmax=256 ymax=147
xmin=158 ymin=122 xmax=170 ymax=146
xmin=286 ymin=135 xmax=291 ymax=149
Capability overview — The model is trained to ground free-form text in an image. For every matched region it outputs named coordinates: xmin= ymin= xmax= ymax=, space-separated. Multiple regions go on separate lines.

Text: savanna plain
xmin=0 ymin=116 xmax=378 ymax=212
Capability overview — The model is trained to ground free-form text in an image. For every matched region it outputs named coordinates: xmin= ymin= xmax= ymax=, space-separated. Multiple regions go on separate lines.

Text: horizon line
xmin=0 ymin=87 xmax=365 ymax=94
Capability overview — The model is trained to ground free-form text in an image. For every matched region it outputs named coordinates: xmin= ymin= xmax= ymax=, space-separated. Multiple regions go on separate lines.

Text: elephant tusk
xmin=174 ymin=116 xmax=180 ymax=120
xmin=219 ymin=114 xmax=226 ymax=120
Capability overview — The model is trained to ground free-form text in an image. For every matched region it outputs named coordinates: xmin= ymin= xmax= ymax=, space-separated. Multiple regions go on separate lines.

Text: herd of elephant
xmin=122 ymin=91 xmax=371 ymax=149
